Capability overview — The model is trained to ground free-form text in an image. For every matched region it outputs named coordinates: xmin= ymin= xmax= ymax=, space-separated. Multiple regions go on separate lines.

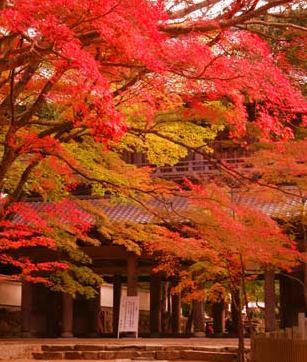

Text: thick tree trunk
xmin=237 ymin=297 xmax=245 ymax=362
xmin=231 ymin=289 xmax=240 ymax=336
xmin=0 ymin=149 xmax=16 ymax=190
xmin=264 ymin=268 xmax=276 ymax=332
xmin=231 ymin=287 xmax=245 ymax=362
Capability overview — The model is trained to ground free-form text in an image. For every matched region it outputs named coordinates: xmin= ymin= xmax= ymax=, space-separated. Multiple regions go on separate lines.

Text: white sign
xmin=118 ymin=295 xmax=139 ymax=338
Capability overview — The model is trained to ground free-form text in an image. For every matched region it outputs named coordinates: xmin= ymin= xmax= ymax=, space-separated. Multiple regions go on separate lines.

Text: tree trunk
xmin=238 ymin=297 xmax=245 ymax=362
xmin=232 ymin=287 xmax=245 ymax=362
xmin=231 ymin=290 xmax=240 ymax=336
xmin=235 ymin=289 xmax=245 ymax=362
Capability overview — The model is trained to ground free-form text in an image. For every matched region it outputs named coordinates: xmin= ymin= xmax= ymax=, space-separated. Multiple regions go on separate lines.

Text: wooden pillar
xmin=279 ymin=272 xmax=287 ymax=329
xmin=87 ymin=290 xmax=101 ymax=337
xmin=125 ymin=254 xmax=138 ymax=337
xmin=264 ymin=269 xmax=276 ymax=332
xmin=61 ymin=293 xmax=73 ymax=338
xmin=113 ymin=274 xmax=122 ymax=335
xmin=21 ymin=282 xmax=33 ymax=337
xmin=127 ymin=254 xmax=137 ymax=296
xmin=46 ymin=290 xmax=60 ymax=337
xmin=212 ymin=300 xmax=225 ymax=335
xmin=161 ymin=282 xmax=168 ymax=333
xmin=304 ymin=239 xmax=307 ymax=312
xmin=193 ymin=300 xmax=205 ymax=336
xmin=171 ymin=294 xmax=181 ymax=334
xmin=280 ymin=271 xmax=305 ymax=328
xmin=150 ymin=273 xmax=162 ymax=336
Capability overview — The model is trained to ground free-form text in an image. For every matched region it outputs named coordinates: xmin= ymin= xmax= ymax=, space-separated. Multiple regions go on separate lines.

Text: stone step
xmin=41 ymin=344 xmax=237 ymax=353
xmin=33 ymin=349 xmax=237 ymax=361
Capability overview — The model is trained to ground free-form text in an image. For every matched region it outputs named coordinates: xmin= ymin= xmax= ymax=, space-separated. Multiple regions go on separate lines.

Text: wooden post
xmin=280 ymin=271 xmax=305 ymax=328
xmin=171 ymin=293 xmax=181 ymax=334
xmin=125 ymin=253 xmax=138 ymax=338
xmin=87 ymin=290 xmax=101 ymax=337
xmin=21 ymin=282 xmax=33 ymax=337
xmin=285 ymin=327 xmax=292 ymax=339
xmin=212 ymin=300 xmax=225 ymax=335
xmin=113 ymin=274 xmax=122 ymax=336
xmin=193 ymin=300 xmax=205 ymax=336
xmin=161 ymin=281 xmax=171 ymax=333
xmin=171 ymin=278 xmax=181 ymax=335
xmin=127 ymin=253 xmax=137 ymax=296
xmin=264 ymin=268 xmax=276 ymax=332
xmin=161 ymin=281 xmax=168 ymax=333
xmin=150 ymin=273 xmax=162 ymax=336
xmin=298 ymin=312 xmax=306 ymax=340
xmin=61 ymin=293 xmax=73 ymax=338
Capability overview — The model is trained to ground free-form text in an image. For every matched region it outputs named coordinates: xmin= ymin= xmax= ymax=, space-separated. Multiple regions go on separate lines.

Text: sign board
xmin=118 ymin=295 xmax=139 ymax=338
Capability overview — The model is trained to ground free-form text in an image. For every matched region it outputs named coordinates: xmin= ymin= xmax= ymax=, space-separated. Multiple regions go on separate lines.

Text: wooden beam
xmin=93 ymin=265 xmax=153 ymax=275
xmin=127 ymin=253 xmax=138 ymax=296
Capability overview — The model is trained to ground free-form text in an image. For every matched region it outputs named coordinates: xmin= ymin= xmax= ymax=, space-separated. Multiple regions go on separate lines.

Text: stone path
xmin=0 ymin=338 xmax=250 ymax=361
xmin=0 ymin=337 xmax=249 ymax=346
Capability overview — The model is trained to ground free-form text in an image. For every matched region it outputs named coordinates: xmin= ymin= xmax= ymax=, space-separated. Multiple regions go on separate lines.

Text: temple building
xmin=0 ymin=150 xmax=305 ymax=338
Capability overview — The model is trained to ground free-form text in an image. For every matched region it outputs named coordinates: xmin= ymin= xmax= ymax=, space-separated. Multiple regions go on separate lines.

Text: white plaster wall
xmin=0 ymin=281 xmax=21 ymax=307
xmin=0 ymin=280 xmax=150 ymax=311
xmin=100 ymin=284 xmax=114 ymax=307
xmin=138 ymin=288 xmax=150 ymax=311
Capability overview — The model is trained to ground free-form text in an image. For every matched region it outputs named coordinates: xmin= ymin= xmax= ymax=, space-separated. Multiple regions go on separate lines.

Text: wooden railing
xmin=144 ymin=157 xmax=250 ymax=179
xmin=251 ymin=313 xmax=307 ymax=362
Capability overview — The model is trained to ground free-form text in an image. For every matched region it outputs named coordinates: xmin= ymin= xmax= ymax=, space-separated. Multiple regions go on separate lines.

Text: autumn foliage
xmin=0 ymin=0 xmax=306 ymax=292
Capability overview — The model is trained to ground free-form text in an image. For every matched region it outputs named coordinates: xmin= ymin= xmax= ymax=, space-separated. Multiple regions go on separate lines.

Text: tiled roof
xmin=10 ymin=197 xmax=189 ymax=225
xmin=99 ymin=197 xmax=188 ymax=223
xmin=233 ymin=194 xmax=303 ymax=218
xmin=4 ymin=192 xmax=304 ymax=226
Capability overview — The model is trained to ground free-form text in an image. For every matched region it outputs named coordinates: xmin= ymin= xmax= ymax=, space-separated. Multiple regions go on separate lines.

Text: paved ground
xmin=0 ymin=337 xmax=249 ymax=347
xmin=0 ymin=338 xmax=250 ymax=361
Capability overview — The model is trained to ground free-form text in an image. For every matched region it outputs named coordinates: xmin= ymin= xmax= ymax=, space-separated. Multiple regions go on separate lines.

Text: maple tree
xmin=136 ymin=181 xmax=304 ymax=361
xmin=0 ymin=0 xmax=306 ymax=298
xmin=246 ymin=138 xmax=307 ymax=323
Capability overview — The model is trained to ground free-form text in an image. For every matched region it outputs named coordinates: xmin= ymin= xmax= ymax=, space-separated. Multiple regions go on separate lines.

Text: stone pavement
xmin=0 ymin=338 xmax=250 ymax=361
xmin=0 ymin=337 xmax=248 ymax=346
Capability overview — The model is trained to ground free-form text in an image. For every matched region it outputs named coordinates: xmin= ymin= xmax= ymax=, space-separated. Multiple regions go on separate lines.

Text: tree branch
xmin=12 ymin=157 xmax=42 ymax=200
xmin=168 ymin=0 xmax=219 ymax=20
xmin=161 ymin=0 xmax=292 ymax=35
xmin=0 ymin=62 xmax=40 ymax=121
xmin=18 ymin=70 xmax=64 ymax=126
xmin=245 ymin=20 xmax=307 ymax=32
